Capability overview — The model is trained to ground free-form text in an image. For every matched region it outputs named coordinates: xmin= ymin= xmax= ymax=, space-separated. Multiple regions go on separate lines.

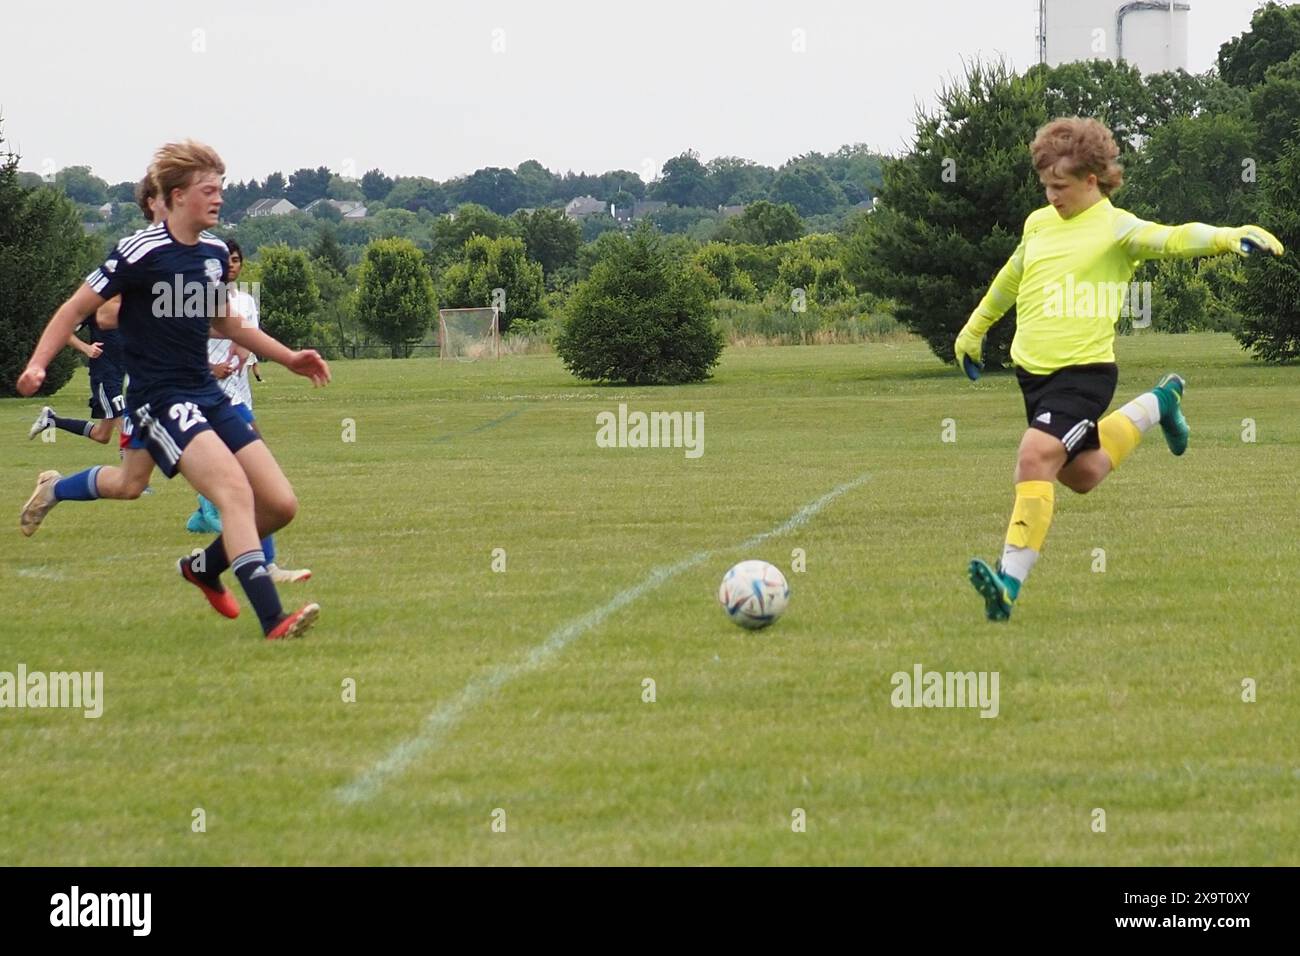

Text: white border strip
xmin=336 ymin=472 xmax=870 ymax=805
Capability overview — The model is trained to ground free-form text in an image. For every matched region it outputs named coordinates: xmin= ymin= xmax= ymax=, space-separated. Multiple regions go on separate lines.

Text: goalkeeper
xmin=955 ymin=117 xmax=1283 ymax=621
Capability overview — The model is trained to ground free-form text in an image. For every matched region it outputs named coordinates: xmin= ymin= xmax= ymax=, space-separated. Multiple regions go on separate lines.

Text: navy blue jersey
xmin=85 ymin=221 xmax=230 ymax=404
xmin=76 ymin=312 xmax=125 ymax=369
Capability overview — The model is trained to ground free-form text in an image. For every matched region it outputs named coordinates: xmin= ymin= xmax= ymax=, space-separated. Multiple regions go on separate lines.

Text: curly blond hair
xmin=1030 ymin=118 xmax=1124 ymax=196
xmin=150 ymin=140 xmax=225 ymax=210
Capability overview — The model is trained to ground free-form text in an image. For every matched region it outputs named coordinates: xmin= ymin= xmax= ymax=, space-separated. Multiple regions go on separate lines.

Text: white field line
xmin=336 ymin=472 xmax=870 ymax=805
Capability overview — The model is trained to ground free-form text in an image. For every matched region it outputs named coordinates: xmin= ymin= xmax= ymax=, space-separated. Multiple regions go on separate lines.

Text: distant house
xmin=717 ymin=204 xmax=745 ymax=219
xmin=564 ymin=195 xmax=607 ymax=219
xmin=611 ymin=202 xmax=634 ymax=224
xmin=631 ymin=200 xmax=666 ymax=220
xmin=245 ymin=198 xmax=299 ymax=218
xmin=98 ymin=202 xmax=115 ymax=218
xmin=303 ymin=198 xmax=368 ymax=219
xmin=852 ymin=198 xmax=877 ymax=214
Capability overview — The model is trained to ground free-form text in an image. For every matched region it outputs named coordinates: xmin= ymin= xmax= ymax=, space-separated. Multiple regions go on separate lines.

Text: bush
xmin=1234 ymin=135 xmax=1300 ymax=362
xmin=555 ymin=227 xmax=723 ymax=384
xmin=0 ymin=131 xmax=102 ymax=397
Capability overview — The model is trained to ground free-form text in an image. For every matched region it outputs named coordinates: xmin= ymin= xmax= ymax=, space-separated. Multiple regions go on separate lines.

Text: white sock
xmin=1000 ymin=544 xmax=1039 ymax=583
xmin=1118 ymin=392 xmax=1161 ymax=433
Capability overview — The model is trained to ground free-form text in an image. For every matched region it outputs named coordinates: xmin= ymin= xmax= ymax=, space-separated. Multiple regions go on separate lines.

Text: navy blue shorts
xmin=88 ymin=360 xmax=126 ymax=420
xmin=128 ymin=393 xmax=260 ymax=478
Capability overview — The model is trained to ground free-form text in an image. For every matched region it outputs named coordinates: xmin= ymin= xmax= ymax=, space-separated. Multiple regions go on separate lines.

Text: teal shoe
xmin=186 ymin=509 xmax=209 ymax=534
xmin=968 ymin=559 xmax=1020 ymax=622
xmin=198 ymin=495 xmax=223 ymax=533
xmin=1154 ymin=373 xmax=1188 ymax=456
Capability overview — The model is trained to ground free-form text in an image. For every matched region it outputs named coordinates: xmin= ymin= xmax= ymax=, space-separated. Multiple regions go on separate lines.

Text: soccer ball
xmin=718 ymin=560 xmax=790 ymax=629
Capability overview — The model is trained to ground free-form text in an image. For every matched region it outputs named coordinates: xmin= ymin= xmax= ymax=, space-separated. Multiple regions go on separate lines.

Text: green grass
xmin=2 ymin=332 xmax=1297 ymax=865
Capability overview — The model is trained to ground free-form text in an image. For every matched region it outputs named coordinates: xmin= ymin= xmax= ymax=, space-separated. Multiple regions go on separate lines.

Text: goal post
xmin=438 ymin=306 xmax=500 ymax=361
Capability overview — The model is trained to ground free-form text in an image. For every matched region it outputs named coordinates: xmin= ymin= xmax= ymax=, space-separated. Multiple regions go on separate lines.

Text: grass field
xmin=2 ymin=332 xmax=1298 ymax=865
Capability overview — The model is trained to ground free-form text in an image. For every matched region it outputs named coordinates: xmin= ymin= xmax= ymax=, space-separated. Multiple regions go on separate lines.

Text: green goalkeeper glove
xmin=954 ymin=321 xmax=987 ymax=380
xmin=1217 ymin=225 xmax=1285 ymax=258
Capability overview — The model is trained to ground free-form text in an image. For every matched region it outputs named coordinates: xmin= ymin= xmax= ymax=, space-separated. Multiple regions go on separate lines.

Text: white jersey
xmin=209 ymin=289 xmax=259 ymax=408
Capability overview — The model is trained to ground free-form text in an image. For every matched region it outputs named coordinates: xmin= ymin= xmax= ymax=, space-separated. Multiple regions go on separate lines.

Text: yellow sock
xmin=1098 ymin=411 xmax=1142 ymax=469
xmin=1005 ymin=480 xmax=1054 ymax=551
xmin=1002 ymin=480 xmax=1054 ymax=585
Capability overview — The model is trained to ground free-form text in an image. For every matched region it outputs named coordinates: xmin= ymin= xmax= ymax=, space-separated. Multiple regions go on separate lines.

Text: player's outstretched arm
xmin=18 ymin=285 xmax=108 ymax=396
xmin=1116 ymin=215 xmax=1285 ymax=261
xmin=211 ymin=308 xmax=331 ymax=387
xmin=955 ymin=235 xmax=1027 ymax=379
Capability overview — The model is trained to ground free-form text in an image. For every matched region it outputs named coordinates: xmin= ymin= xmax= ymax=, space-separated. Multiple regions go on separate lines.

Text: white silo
xmin=1039 ymin=0 xmax=1190 ymax=74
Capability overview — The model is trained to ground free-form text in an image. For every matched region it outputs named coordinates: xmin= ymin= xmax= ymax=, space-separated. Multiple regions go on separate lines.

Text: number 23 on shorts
xmin=169 ymin=401 xmax=207 ymax=432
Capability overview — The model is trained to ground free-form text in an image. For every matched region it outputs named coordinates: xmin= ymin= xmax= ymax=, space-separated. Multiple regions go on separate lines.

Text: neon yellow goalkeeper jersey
xmin=970 ymin=197 xmax=1229 ymax=374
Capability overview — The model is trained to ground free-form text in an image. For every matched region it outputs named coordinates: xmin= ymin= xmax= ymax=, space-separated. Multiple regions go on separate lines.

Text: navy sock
xmin=53 ymin=467 xmax=102 ymax=502
xmin=232 ymin=550 xmax=284 ymax=634
xmin=188 ymin=536 xmax=232 ymax=582
xmin=52 ymin=415 xmax=94 ymax=437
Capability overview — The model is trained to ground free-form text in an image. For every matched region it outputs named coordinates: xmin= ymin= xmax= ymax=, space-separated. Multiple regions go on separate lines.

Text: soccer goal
xmin=438 ymin=306 xmax=500 ymax=361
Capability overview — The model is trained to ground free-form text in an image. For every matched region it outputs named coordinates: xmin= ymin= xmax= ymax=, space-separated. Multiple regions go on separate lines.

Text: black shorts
xmin=88 ymin=359 xmax=125 ymax=420
xmin=127 ymin=392 xmax=260 ymax=479
xmin=1017 ymin=363 xmax=1118 ymax=463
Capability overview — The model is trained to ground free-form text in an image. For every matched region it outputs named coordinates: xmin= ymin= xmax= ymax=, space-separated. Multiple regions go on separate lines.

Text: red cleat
xmin=266 ymin=603 xmax=320 ymax=641
xmin=178 ymin=557 xmax=240 ymax=619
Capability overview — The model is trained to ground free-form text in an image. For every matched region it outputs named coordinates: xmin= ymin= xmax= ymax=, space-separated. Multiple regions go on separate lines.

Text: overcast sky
xmin=0 ymin=0 xmax=1275 ymax=185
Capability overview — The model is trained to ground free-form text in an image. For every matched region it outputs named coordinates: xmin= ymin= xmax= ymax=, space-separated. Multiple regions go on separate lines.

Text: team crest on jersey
xmin=204 ymin=258 xmax=223 ymax=283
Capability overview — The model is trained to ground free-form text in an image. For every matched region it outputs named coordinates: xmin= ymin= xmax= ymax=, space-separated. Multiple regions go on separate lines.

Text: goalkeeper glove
xmin=1217 ymin=225 xmax=1285 ymax=258
xmin=954 ymin=322 xmax=987 ymax=381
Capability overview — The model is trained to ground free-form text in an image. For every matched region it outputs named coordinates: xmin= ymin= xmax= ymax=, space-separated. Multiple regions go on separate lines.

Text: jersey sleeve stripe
xmin=86 ymin=269 xmax=110 ymax=293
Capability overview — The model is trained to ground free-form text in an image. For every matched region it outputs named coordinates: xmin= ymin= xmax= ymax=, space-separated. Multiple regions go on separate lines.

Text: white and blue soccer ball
xmin=718 ymin=560 xmax=790 ymax=629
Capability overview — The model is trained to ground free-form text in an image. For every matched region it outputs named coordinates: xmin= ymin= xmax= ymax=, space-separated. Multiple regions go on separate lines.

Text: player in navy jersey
xmin=27 ymin=176 xmax=162 ymax=445
xmin=17 ymin=141 xmax=329 ymax=640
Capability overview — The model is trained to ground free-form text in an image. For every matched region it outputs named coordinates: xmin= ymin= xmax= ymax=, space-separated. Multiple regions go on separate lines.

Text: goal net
xmin=438 ymin=307 xmax=500 ymax=361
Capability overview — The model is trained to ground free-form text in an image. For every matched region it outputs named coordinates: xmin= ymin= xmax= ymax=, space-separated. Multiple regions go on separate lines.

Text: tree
xmin=515 ymin=208 xmax=581 ymax=277
xmin=385 ymin=176 xmax=445 ymax=214
xmin=439 ymin=235 xmax=544 ymax=331
xmin=0 ymin=125 xmax=98 ymax=397
xmin=263 ymin=172 xmax=287 ymax=198
xmin=1233 ymin=134 xmax=1300 ymax=362
xmin=771 ymin=162 xmax=845 ymax=215
xmin=361 ymin=168 xmax=394 ymax=202
xmin=53 ymin=165 xmax=109 ymax=205
xmin=452 ymin=166 xmax=525 ymax=215
xmin=843 ymin=60 xmax=1047 ymax=369
xmin=557 ymin=228 xmax=722 ymax=385
xmin=1121 ymin=112 xmax=1259 ymax=226
xmin=515 ymin=159 xmax=558 ymax=206
xmin=326 ymin=174 xmax=365 ymax=202
xmin=286 ymin=166 xmax=333 ymax=209
xmin=724 ymin=201 xmax=804 ymax=245
xmin=706 ymin=156 xmax=774 ymax=206
xmin=692 ymin=243 xmax=758 ymax=301
xmin=311 ymin=201 xmax=343 ymax=223
xmin=1218 ymin=1 xmax=1300 ymax=89
xmin=355 ymin=238 xmax=436 ymax=357
xmin=653 ymin=150 xmax=711 ymax=207
xmin=310 ymin=224 xmax=350 ymax=276
xmin=256 ymin=245 xmax=320 ymax=346
xmin=1250 ymin=52 xmax=1300 ymax=165
xmin=429 ymin=203 xmax=518 ymax=266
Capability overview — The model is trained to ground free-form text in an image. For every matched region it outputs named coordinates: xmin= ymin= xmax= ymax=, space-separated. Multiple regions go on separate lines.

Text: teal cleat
xmin=968 ymin=559 xmax=1020 ymax=622
xmin=1154 ymin=373 xmax=1188 ymax=456
xmin=186 ymin=495 xmax=223 ymax=534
